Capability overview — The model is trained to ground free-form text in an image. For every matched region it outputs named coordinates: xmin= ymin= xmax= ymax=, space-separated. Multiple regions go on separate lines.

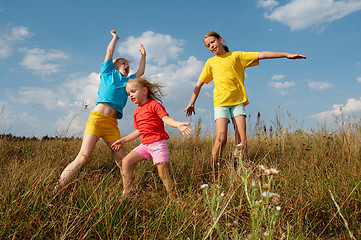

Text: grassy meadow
xmin=1 ymin=117 xmax=361 ymax=239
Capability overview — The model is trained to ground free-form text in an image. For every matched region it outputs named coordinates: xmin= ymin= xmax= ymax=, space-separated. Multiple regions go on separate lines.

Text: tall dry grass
xmin=0 ymin=116 xmax=360 ymax=239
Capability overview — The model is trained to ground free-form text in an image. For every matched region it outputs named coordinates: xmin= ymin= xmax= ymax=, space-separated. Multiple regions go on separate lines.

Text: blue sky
xmin=1 ymin=0 xmax=361 ymax=138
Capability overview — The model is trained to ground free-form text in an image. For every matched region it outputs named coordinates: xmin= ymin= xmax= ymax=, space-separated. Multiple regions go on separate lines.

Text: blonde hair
xmin=113 ymin=57 xmax=129 ymax=64
xmin=128 ymin=77 xmax=165 ymax=104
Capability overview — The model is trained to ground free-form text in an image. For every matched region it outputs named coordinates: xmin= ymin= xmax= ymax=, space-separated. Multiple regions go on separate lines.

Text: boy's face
xmin=115 ymin=59 xmax=130 ymax=76
xmin=204 ymin=36 xmax=224 ymax=54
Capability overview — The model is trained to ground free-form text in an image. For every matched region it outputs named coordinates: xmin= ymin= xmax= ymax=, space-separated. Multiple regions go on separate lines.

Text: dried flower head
xmin=272 ymin=195 xmax=282 ymax=205
xmin=258 ymin=165 xmax=267 ymax=172
xmin=262 ymin=192 xmax=280 ymax=199
xmin=236 ymin=142 xmax=244 ymax=150
xmin=269 ymin=168 xmax=279 ymax=175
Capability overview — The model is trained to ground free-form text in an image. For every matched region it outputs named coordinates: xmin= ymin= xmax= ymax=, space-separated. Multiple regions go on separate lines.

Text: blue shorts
xmin=214 ymin=104 xmax=246 ymax=122
xmin=133 ymin=139 xmax=169 ymax=165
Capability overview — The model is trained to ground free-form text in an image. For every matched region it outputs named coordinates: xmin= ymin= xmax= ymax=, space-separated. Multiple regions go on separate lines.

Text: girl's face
xmin=114 ymin=59 xmax=130 ymax=76
xmin=126 ymin=82 xmax=148 ymax=105
xmin=203 ymin=36 xmax=225 ymax=55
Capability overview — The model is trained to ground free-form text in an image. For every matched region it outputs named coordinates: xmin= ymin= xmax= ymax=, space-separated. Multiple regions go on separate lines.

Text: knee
xmin=114 ymin=155 xmax=123 ymax=168
xmin=121 ymin=161 xmax=133 ymax=176
xmin=158 ymin=171 xmax=167 ymax=182
xmin=157 ymin=164 xmax=169 ymax=182
xmin=74 ymin=152 xmax=91 ymax=166
xmin=216 ymin=132 xmax=227 ymax=146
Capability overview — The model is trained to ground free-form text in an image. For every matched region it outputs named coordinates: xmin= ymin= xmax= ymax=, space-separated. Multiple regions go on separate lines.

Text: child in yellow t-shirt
xmin=184 ymin=31 xmax=306 ymax=165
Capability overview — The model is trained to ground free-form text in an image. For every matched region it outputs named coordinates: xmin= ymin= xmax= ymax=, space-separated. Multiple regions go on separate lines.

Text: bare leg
xmin=156 ymin=163 xmax=173 ymax=193
xmin=211 ymin=118 xmax=228 ymax=181
xmin=121 ymin=151 xmax=144 ymax=195
xmin=58 ymin=134 xmax=98 ymax=187
xmin=212 ymin=118 xmax=229 ymax=162
xmin=232 ymin=115 xmax=247 ymax=158
xmin=106 ymin=141 xmax=124 ymax=173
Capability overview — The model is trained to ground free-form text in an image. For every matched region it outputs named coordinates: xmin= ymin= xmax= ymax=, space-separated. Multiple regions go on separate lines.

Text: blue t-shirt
xmin=96 ymin=59 xmax=136 ymax=119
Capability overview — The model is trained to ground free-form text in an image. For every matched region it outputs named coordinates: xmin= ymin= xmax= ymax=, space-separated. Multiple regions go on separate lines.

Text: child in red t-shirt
xmin=111 ymin=77 xmax=192 ymax=196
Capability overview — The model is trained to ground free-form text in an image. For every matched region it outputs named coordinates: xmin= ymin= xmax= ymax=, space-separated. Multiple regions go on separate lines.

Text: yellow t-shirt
xmin=199 ymin=51 xmax=259 ymax=107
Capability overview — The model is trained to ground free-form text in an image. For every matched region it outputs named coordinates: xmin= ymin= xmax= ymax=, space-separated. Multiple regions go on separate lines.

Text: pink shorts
xmin=133 ymin=139 xmax=169 ymax=165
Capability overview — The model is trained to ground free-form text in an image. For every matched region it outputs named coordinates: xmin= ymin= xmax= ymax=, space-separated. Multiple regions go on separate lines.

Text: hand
xmin=111 ymin=139 xmax=125 ymax=151
xmin=184 ymin=105 xmax=195 ymax=117
xmin=177 ymin=122 xmax=193 ymax=136
xmin=110 ymin=29 xmax=119 ymax=39
xmin=139 ymin=44 xmax=146 ymax=55
xmin=287 ymin=53 xmax=306 ymax=59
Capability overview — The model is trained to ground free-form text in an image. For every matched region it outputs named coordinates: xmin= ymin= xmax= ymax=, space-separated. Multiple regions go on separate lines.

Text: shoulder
xmin=148 ymin=99 xmax=163 ymax=107
xmin=231 ymin=51 xmax=259 ymax=61
xmin=230 ymin=51 xmax=243 ymax=57
xmin=101 ymin=59 xmax=115 ymax=73
xmin=102 ymin=59 xmax=114 ymax=68
xmin=149 ymin=100 xmax=167 ymax=111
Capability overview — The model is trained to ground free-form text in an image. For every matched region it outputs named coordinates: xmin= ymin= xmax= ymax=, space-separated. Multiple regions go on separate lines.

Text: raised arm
xmin=135 ymin=44 xmax=146 ymax=78
xmin=258 ymin=51 xmax=306 ymax=60
xmin=104 ymin=30 xmax=120 ymax=62
xmin=111 ymin=129 xmax=141 ymax=151
xmin=162 ymin=116 xmax=192 ymax=136
xmin=184 ymin=80 xmax=205 ymax=116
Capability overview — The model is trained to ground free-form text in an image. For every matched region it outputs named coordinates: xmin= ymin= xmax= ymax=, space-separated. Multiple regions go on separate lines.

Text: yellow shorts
xmin=84 ymin=111 xmax=120 ymax=143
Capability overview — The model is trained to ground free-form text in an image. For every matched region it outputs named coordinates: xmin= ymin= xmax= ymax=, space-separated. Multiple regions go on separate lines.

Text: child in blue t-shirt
xmin=55 ymin=30 xmax=146 ymax=193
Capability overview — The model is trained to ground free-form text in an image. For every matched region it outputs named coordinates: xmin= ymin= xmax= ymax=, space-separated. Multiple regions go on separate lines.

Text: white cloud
xmin=0 ymin=25 xmax=32 ymax=58
xmin=20 ymin=48 xmax=69 ymax=77
xmin=271 ymin=74 xmax=285 ymax=80
xmin=257 ymin=0 xmax=279 ymax=9
xmin=10 ymin=87 xmax=69 ymax=110
xmin=263 ymin=0 xmax=361 ymax=31
xmin=147 ymin=56 xmax=204 ymax=109
xmin=117 ymin=31 xmax=184 ymax=65
xmin=7 ymin=26 xmax=32 ymax=41
xmin=0 ymin=107 xmax=39 ymax=137
xmin=308 ymin=80 xmax=334 ymax=90
xmin=268 ymin=81 xmax=295 ymax=95
xmin=0 ymin=39 xmax=12 ymax=59
xmin=7 ymin=73 xmax=99 ymax=137
xmin=357 ymin=77 xmax=361 ymax=83
xmin=309 ymin=97 xmax=361 ymax=122
xmin=55 ymin=110 xmax=89 ymax=137
xmin=62 ymin=72 xmax=100 ymax=107
xmin=268 ymin=81 xmax=295 ymax=89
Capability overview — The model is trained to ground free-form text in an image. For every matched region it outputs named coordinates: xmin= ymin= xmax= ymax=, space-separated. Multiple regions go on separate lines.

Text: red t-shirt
xmin=133 ymin=99 xmax=170 ymax=144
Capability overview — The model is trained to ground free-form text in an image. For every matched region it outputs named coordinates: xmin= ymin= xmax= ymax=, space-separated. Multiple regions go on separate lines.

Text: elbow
xmin=135 ymin=70 xmax=145 ymax=78
xmin=258 ymin=52 xmax=265 ymax=59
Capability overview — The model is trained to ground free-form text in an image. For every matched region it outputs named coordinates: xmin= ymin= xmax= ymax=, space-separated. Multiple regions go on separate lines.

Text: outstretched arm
xmin=162 ymin=116 xmax=192 ymax=136
xmin=184 ymin=80 xmax=204 ymax=116
xmin=258 ymin=51 xmax=306 ymax=60
xmin=135 ymin=44 xmax=146 ymax=78
xmin=111 ymin=129 xmax=141 ymax=151
xmin=104 ymin=30 xmax=120 ymax=62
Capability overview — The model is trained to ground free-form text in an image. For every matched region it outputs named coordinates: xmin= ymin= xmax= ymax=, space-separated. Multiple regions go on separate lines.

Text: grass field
xmin=1 ymin=118 xmax=360 ymax=239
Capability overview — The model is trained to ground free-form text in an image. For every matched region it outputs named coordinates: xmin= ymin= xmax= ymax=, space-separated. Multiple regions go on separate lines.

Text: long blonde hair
xmin=128 ymin=77 xmax=165 ymax=104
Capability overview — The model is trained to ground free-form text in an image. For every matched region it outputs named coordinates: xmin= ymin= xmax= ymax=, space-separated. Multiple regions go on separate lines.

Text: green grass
xmin=1 ymin=119 xmax=361 ymax=239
